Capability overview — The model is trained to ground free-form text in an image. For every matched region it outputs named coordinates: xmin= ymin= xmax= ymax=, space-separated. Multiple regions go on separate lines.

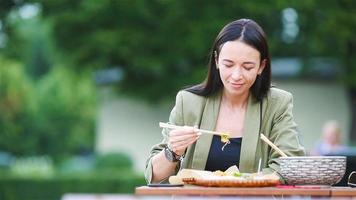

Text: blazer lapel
xmin=191 ymin=91 xmax=221 ymax=170
xmin=239 ymin=95 xmax=260 ymax=172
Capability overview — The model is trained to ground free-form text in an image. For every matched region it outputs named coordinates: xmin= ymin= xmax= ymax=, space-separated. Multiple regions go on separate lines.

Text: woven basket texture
xmin=279 ymin=156 xmax=346 ymax=185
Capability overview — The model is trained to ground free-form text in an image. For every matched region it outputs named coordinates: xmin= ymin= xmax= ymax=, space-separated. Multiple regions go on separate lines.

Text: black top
xmin=205 ymin=135 xmax=242 ymax=171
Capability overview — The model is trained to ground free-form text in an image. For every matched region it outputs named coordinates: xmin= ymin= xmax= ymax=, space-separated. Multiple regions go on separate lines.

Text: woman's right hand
xmin=168 ymin=126 xmax=201 ymax=156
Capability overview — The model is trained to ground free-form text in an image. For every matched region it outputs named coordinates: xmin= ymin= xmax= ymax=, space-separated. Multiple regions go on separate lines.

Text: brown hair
xmin=186 ymin=19 xmax=271 ymax=101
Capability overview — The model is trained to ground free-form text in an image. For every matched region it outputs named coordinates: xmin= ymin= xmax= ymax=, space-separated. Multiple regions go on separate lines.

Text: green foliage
xmin=10 ymin=156 xmax=54 ymax=178
xmin=0 ymin=1 xmax=16 ymax=19
xmin=284 ymin=0 xmax=356 ymax=85
xmin=0 ymin=57 xmax=37 ymax=155
xmin=8 ymin=9 xmax=54 ymax=79
xmin=20 ymin=17 xmax=53 ymax=79
xmin=0 ymin=153 xmax=142 ymax=200
xmin=35 ymin=66 xmax=97 ymax=158
xmin=2 ymin=1 xmax=356 ymax=100
xmin=0 ymin=172 xmax=145 ymax=200
xmin=0 ymin=56 xmax=97 ymax=159
xmin=22 ymin=0 xmax=355 ymax=101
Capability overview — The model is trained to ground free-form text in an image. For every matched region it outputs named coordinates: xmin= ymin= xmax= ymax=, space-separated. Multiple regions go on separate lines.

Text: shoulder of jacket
xmin=176 ymin=90 xmax=207 ymax=124
xmin=267 ymin=87 xmax=293 ymax=102
xmin=177 ymin=90 xmax=206 ymax=103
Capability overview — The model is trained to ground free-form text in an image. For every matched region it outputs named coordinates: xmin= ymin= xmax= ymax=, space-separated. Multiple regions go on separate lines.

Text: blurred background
xmin=0 ymin=0 xmax=355 ymax=199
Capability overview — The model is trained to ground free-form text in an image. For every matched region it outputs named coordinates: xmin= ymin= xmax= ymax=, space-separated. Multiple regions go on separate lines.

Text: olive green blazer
xmin=145 ymin=87 xmax=305 ymax=183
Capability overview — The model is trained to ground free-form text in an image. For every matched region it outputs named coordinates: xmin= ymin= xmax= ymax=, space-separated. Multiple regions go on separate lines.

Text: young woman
xmin=145 ymin=19 xmax=305 ymax=184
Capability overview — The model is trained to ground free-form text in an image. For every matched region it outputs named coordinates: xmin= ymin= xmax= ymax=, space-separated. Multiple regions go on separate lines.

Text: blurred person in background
xmin=311 ymin=120 xmax=348 ymax=156
xmin=145 ymin=18 xmax=305 ymax=184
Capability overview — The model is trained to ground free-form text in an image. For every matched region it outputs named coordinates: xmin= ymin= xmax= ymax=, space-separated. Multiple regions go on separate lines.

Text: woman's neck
xmin=222 ymin=90 xmax=249 ymax=110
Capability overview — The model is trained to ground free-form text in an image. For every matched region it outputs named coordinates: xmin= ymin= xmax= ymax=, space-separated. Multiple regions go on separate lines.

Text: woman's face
xmin=216 ymin=40 xmax=265 ymax=98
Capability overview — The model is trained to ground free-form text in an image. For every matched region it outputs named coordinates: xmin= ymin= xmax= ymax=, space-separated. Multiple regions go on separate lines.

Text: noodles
xmin=220 ymin=133 xmax=230 ymax=143
xmin=220 ymin=132 xmax=231 ymax=151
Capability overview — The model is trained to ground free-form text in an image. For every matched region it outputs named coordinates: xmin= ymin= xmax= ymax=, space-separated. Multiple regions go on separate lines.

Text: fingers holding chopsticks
xmin=168 ymin=126 xmax=201 ymax=156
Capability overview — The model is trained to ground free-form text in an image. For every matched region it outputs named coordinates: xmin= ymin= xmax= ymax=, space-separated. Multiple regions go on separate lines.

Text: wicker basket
xmin=279 ymin=156 xmax=346 ymax=185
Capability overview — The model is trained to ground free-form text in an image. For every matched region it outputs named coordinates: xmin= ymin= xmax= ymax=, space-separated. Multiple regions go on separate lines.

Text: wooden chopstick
xmin=260 ymin=134 xmax=288 ymax=157
xmin=257 ymin=158 xmax=262 ymax=174
xmin=159 ymin=122 xmax=227 ymax=136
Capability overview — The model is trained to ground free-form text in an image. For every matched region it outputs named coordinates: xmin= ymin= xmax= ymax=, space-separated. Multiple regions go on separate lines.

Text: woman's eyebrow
xmin=242 ymin=61 xmax=256 ymax=65
xmin=222 ymin=59 xmax=257 ymax=65
xmin=222 ymin=59 xmax=234 ymax=63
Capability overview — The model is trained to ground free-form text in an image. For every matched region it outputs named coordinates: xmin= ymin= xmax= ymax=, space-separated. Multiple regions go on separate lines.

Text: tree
xmin=0 ymin=0 xmax=17 ymax=20
xmin=0 ymin=57 xmax=97 ymax=159
xmin=16 ymin=0 xmax=356 ymax=140
xmin=0 ymin=57 xmax=37 ymax=155
xmin=27 ymin=0 xmax=285 ymax=99
xmin=283 ymin=0 xmax=356 ymax=142
xmin=0 ymin=0 xmax=24 ymax=58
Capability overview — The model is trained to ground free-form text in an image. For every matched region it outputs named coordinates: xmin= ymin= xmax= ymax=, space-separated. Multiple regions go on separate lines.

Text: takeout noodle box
xmin=169 ymin=169 xmax=280 ymax=187
xmin=169 ymin=169 xmax=213 ymax=184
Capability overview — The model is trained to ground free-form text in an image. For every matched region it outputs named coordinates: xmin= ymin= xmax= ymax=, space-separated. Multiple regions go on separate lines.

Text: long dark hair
xmin=186 ymin=19 xmax=271 ymax=101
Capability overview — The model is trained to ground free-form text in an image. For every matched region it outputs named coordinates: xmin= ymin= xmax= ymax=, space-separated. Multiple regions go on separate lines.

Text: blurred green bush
xmin=10 ymin=156 xmax=54 ymax=178
xmin=35 ymin=66 xmax=97 ymax=159
xmin=95 ymin=152 xmax=133 ymax=170
xmin=0 ymin=57 xmax=37 ymax=155
xmin=0 ymin=153 xmax=144 ymax=200
xmin=0 ymin=56 xmax=96 ymax=160
xmin=0 ymin=172 xmax=145 ymax=200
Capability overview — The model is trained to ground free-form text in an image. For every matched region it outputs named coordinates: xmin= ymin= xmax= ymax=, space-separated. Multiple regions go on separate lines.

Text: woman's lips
xmin=229 ymin=82 xmax=244 ymax=89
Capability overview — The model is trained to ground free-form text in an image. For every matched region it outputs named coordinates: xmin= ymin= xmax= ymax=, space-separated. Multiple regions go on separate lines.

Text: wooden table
xmin=331 ymin=187 xmax=356 ymax=197
xmin=59 ymin=187 xmax=356 ymax=200
xmin=135 ymin=186 xmax=356 ymax=197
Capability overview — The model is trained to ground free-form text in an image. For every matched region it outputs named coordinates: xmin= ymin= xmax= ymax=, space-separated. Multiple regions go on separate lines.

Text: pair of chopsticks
xmin=258 ymin=134 xmax=288 ymax=172
xmin=260 ymin=134 xmax=288 ymax=157
xmin=159 ymin=122 xmax=288 ymax=157
xmin=159 ymin=122 xmax=227 ymax=136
